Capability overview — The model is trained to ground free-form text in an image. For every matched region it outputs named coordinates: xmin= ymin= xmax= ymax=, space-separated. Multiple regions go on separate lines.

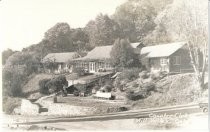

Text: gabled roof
xmin=141 ymin=42 xmax=186 ymax=58
xmin=42 ymin=52 xmax=80 ymax=63
xmin=75 ymin=45 xmax=113 ymax=60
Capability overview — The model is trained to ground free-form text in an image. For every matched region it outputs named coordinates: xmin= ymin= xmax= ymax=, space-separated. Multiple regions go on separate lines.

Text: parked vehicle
xmin=199 ymin=103 xmax=208 ymax=113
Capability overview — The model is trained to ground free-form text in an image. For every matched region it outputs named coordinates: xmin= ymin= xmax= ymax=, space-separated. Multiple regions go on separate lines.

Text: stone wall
xmin=20 ymin=99 xmax=40 ymax=115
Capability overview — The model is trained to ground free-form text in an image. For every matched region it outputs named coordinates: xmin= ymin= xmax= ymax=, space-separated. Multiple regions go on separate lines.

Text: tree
xmin=110 ymin=38 xmax=140 ymax=68
xmin=39 ymin=79 xmax=51 ymax=94
xmin=157 ymin=0 xmax=208 ymax=89
xmin=143 ymin=22 xmax=172 ymax=44
xmin=5 ymin=51 xmax=41 ymax=75
xmin=113 ymin=0 xmax=172 ymax=43
xmin=71 ymin=28 xmax=89 ymax=51
xmin=85 ymin=14 xmax=122 ymax=48
xmin=2 ymin=70 xmax=23 ymax=97
xmin=42 ymin=22 xmax=74 ymax=52
xmin=45 ymin=75 xmax=68 ymax=94
xmin=2 ymin=49 xmax=15 ymax=65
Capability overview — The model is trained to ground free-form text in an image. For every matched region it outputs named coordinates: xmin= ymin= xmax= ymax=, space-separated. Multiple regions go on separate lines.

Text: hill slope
xmin=22 ymin=74 xmax=54 ymax=94
xmin=127 ymin=73 xmax=207 ymax=108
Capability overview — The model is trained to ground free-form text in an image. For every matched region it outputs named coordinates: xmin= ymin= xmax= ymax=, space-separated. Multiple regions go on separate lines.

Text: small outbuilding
xmin=140 ymin=42 xmax=192 ymax=73
xmin=41 ymin=52 xmax=80 ymax=74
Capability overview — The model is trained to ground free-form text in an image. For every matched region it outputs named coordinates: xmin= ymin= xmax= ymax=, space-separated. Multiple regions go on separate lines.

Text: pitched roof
xmin=141 ymin=42 xmax=186 ymax=58
xmin=130 ymin=42 xmax=141 ymax=48
xmin=75 ymin=45 xmax=113 ymax=60
xmin=42 ymin=52 xmax=80 ymax=63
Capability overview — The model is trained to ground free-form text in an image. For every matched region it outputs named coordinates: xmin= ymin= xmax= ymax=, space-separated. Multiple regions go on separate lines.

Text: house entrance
xmin=89 ymin=62 xmax=96 ymax=73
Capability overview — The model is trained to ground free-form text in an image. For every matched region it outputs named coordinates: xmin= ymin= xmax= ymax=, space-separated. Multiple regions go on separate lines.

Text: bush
xmin=101 ymin=85 xmax=112 ymax=92
xmin=39 ymin=79 xmax=51 ymax=94
xmin=126 ymin=90 xmax=146 ymax=101
xmin=92 ymin=85 xmax=100 ymax=91
xmin=72 ymin=67 xmax=85 ymax=76
xmin=74 ymin=83 xmax=86 ymax=92
xmin=139 ymin=71 xmax=149 ymax=79
xmin=73 ymin=90 xmax=80 ymax=96
xmin=150 ymin=71 xmax=167 ymax=80
xmin=143 ymin=82 xmax=156 ymax=92
xmin=45 ymin=75 xmax=68 ymax=94
xmin=3 ymin=97 xmax=21 ymax=114
xmin=114 ymin=68 xmax=141 ymax=91
xmin=119 ymin=68 xmax=141 ymax=81
xmin=3 ymin=70 xmax=24 ymax=97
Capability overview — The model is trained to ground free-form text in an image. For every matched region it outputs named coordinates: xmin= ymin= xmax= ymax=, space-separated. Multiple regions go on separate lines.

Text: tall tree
xmin=157 ymin=0 xmax=208 ymax=89
xmin=143 ymin=22 xmax=172 ymax=44
xmin=2 ymin=49 xmax=15 ymax=65
xmin=85 ymin=14 xmax=122 ymax=48
xmin=113 ymin=0 xmax=172 ymax=43
xmin=110 ymin=38 xmax=139 ymax=68
xmin=71 ymin=28 xmax=89 ymax=51
xmin=42 ymin=22 xmax=73 ymax=53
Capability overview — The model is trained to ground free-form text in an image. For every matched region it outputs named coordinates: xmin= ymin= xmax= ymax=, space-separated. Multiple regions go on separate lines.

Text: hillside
xmin=126 ymin=73 xmax=208 ymax=109
xmin=22 ymin=73 xmax=55 ymax=95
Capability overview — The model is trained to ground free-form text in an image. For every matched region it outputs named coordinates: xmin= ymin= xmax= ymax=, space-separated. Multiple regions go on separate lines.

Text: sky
xmin=0 ymin=0 xmax=126 ymax=51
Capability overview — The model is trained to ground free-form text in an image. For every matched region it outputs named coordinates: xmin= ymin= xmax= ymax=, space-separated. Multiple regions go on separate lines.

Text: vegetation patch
xmin=131 ymin=73 xmax=204 ymax=108
xmin=3 ymin=97 xmax=21 ymax=114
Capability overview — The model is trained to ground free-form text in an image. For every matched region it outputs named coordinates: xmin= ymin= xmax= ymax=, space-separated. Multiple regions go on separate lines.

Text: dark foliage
xmin=2 ymin=49 xmax=16 ymax=65
xmin=45 ymin=75 xmax=68 ymax=94
xmin=126 ymin=90 xmax=146 ymax=101
xmin=3 ymin=97 xmax=21 ymax=114
xmin=110 ymin=38 xmax=140 ymax=68
xmin=2 ymin=70 xmax=24 ymax=97
xmin=39 ymin=79 xmax=51 ymax=94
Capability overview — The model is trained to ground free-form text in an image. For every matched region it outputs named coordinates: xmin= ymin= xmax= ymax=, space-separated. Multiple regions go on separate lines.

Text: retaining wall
xmin=20 ymin=99 xmax=40 ymax=115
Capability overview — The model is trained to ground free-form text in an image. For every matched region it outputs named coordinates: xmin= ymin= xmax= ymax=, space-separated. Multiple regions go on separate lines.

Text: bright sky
xmin=0 ymin=0 xmax=126 ymax=51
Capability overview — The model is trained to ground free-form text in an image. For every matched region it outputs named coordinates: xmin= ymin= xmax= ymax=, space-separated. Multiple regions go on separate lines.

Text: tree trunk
xmin=187 ymin=42 xmax=207 ymax=90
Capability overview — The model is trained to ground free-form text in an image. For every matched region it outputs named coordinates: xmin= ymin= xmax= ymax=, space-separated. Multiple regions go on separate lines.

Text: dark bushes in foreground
xmin=39 ymin=75 xmax=68 ymax=94
xmin=39 ymin=79 xmax=51 ymax=94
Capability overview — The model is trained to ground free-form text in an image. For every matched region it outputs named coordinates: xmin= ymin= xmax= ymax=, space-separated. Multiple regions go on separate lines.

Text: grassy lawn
xmin=42 ymin=95 xmax=129 ymax=114
xmin=46 ymin=95 xmax=126 ymax=107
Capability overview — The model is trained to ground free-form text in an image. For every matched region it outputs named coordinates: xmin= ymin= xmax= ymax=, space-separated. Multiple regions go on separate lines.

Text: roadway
xmin=3 ymin=103 xmax=208 ymax=130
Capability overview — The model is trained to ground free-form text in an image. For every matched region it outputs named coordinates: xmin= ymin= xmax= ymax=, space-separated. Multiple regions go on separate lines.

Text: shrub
xmin=114 ymin=68 xmax=141 ymax=91
xmin=39 ymin=79 xmax=51 ymax=94
xmin=143 ymin=82 xmax=156 ymax=92
xmin=74 ymin=83 xmax=86 ymax=92
xmin=5 ymin=72 xmax=24 ymax=97
xmin=92 ymin=85 xmax=100 ymax=91
xmin=126 ymin=90 xmax=146 ymax=101
xmin=139 ymin=71 xmax=149 ymax=79
xmin=73 ymin=90 xmax=80 ymax=96
xmin=72 ymin=67 xmax=85 ymax=76
xmin=45 ymin=75 xmax=68 ymax=94
xmin=120 ymin=68 xmax=141 ymax=81
xmin=3 ymin=97 xmax=21 ymax=114
xmin=101 ymin=85 xmax=112 ymax=92
xmin=150 ymin=71 xmax=167 ymax=80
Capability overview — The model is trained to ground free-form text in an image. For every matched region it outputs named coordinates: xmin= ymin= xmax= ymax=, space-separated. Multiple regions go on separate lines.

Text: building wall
xmin=142 ymin=46 xmax=192 ymax=73
xmin=44 ymin=63 xmax=73 ymax=74
xmin=169 ymin=48 xmax=192 ymax=73
xmin=76 ymin=61 xmax=113 ymax=73
xmin=149 ymin=57 xmax=170 ymax=73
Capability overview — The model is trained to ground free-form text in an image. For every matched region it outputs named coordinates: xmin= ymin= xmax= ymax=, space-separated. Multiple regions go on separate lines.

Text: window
xmin=174 ymin=56 xmax=181 ymax=65
xmin=160 ymin=58 xmax=168 ymax=65
xmin=104 ymin=63 xmax=110 ymax=68
xmin=98 ymin=62 xmax=103 ymax=68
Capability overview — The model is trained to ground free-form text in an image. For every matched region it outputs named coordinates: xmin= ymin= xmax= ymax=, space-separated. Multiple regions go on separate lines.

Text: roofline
xmin=143 ymin=41 xmax=187 ymax=49
xmin=141 ymin=41 xmax=187 ymax=58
